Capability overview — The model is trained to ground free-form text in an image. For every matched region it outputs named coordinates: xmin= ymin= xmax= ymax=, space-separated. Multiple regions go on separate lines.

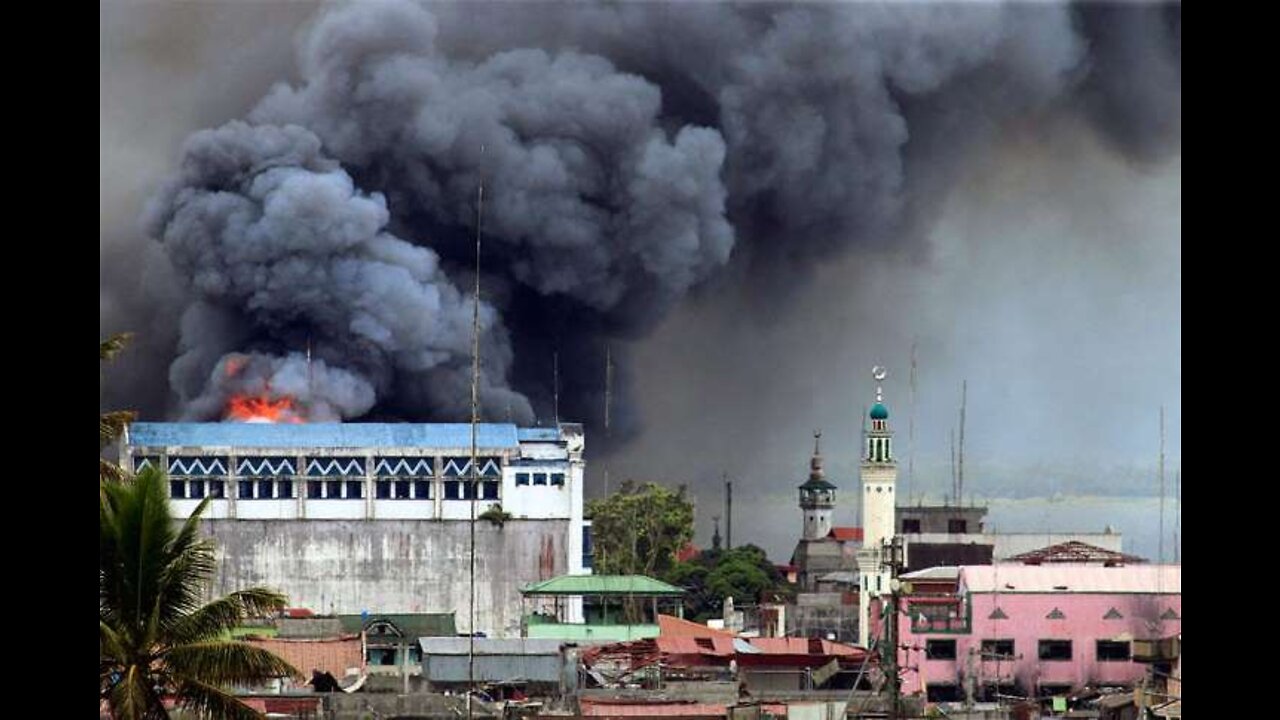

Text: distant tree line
xmin=587 ymin=480 xmax=793 ymax=623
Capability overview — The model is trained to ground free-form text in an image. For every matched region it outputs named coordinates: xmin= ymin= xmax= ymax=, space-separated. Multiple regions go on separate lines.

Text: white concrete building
xmin=123 ymin=421 xmax=590 ymax=636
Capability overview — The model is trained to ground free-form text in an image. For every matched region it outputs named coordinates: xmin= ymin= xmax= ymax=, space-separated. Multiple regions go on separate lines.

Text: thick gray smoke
xmin=132 ymin=1 xmax=1179 ymax=430
xmin=145 ymin=121 xmax=532 ymax=421
xmin=191 ymin=353 xmax=375 ymax=423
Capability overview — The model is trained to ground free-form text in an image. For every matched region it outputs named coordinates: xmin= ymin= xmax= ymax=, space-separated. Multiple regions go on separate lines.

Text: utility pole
xmin=881 ymin=536 xmax=905 ymax=720
xmin=466 ymin=145 xmax=485 ymax=720
xmin=964 ymin=647 xmax=975 ymax=709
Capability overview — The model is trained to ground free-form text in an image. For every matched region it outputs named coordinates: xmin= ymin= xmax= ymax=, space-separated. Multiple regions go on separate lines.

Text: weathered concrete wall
xmin=201 ymin=519 xmax=569 ymax=636
xmin=320 ymin=693 xmax=498 ymax=720
xmin=786 ymin=603 xmax=858 ymax=643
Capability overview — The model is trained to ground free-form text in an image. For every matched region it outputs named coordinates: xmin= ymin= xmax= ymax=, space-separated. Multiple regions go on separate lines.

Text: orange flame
xmin=225 ymin=393 xmax=305 ymax=423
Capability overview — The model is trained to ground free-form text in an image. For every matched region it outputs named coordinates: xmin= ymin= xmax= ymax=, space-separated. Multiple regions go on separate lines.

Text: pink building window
xmin=1038 ymin=639 xmax=1072 ymax=661
xmin=1096 ymin=640 xmax=1131 ymax=661
xmin=980 ymin=639 xmax=1015 ymax=659
xmin=926 ymin=639 xmax=957 ymax=660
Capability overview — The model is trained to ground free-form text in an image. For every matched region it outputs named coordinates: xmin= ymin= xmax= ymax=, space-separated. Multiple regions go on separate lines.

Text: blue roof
xmin=128 ymin=422 xmax=522 ymax=450
xmin=517 ymin=427 xmax=563 ymax=442
xmin=870 ymin=403 xmax=889 ymax=420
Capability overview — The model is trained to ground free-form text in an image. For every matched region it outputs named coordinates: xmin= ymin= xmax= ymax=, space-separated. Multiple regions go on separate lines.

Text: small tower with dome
xmin=799 ymin=432 xmax=837 ymax=540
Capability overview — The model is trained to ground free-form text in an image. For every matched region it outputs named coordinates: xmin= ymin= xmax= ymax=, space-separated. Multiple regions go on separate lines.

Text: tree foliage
xmin=586 ymin=483 xmax=796 ymax=623
xmin=100 ymin=467 xmax=297 ymax=719
xmin=668 ymin=545 xmax=793 ymax=622
xmin=587 ymin=480 xmax=694 ymax=579
xmin=101 ymin=333 xmax=136 ymax=483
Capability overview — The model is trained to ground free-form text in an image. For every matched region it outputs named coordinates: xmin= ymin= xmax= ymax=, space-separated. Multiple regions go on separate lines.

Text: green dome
xmin=869 ymin=403 xmax=889 ymax=420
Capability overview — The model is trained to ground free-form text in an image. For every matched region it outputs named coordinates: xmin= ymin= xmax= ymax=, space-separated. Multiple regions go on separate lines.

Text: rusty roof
xmin=243 ymin=634 xmax=363 ymax=679
xmin=1009 ymin=540 xmax=1146 ymax=566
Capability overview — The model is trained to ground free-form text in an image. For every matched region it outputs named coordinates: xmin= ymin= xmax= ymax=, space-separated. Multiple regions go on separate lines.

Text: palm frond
xmin=108 ymin=664 xmax=169 ymax=720
xmin=102 ymin=458 xmax=129 ymax=484
xmin=169 ymin=589 xmax=290 ymax=646
xmin=155 ymin=498 xmax=218 ymax=629
xmin=174 ymin=678 xmax=269 ymax=720
xmin=102 ymin=409 xmax=137 ymax=449
xmin=101 ymin=333 xmax=134 ymax=362
xmin=167 ymin=641 xmax=300 ymax=686
xmin=101 ymin=457 xmax=297 ymax=720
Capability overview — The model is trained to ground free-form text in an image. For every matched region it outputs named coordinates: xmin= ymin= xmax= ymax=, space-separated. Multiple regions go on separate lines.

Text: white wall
xmin=504 ymin=466 xmax=573 ymax=519
xmin=302 ymin=500 xmax=367 ymax=520
xmin=172 ymin=498 xmax=231 ymax=519
xmin=237 ymin=500 xmax=299 ymax=520
xmin=374 ymin=500 xmax=437 ymax=520
xmin=440 ymin=500 xmax=502 ymax=520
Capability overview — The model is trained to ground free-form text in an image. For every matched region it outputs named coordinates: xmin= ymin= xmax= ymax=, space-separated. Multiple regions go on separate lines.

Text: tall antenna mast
xmin=1174 ymin=465 xmax=1180 ymax=564
xmin=949 ymin=427 xmax=956 ymax=505
xmin=908 ymin=339 xmax=917 ymax=504
xmin=603 ymin=344 xmax=612 ymax=496
xmin=1158 ymin=406 xmax=1165 ymax=565
xmin=467 ymin=146 xmax=485 ymax=718
xmin=724 ymin=473 xmax=733 ymax=550
xmin=958 ymin=379 xmax=967 ymax=504
xmin=306 ymin=335 xmax=314 ymax=410
xmin=858 ymin=404 xmax=867 ymax=523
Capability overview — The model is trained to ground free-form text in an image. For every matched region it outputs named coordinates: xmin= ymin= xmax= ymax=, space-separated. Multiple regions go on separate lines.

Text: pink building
xmin=887 ymin=564 xmax=1181 ymax=702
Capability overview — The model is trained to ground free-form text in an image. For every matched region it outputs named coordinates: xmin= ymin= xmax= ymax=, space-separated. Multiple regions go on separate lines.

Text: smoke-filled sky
xmin=101 ymin=2 xmax=1180 ymax=542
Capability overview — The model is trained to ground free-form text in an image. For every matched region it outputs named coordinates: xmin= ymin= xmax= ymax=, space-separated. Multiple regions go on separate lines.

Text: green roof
xmin=338 ymin=613 xmax=457 ymax=638
xmin=870 ymin=403 xmax=889 ymax=420
xmin=520 ymin=574 xmax=685 ymax=597
xmin=800 ymin=478 xmax=837 ymax=491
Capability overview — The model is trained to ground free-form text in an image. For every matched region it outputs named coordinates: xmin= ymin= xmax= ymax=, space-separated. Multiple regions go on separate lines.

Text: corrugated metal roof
xmin=418 ymin=638 xmax=565 ymax=655
xmin=338 ymin=613 xmax=456 ymax=637
xmin=961 ymin=564 xmax=1181 ymax=594
xmin=128 ymin=422 xmax=521 ymax=449
xmin=521 ymin=575 xmax=685 ymax=596
xmin=657 ymin=614 xmax=736 ymax=639
xmin=580 ymin=701 xmax=729 ymax=717
xmin=1008 ymin=540 xmax=1146 ymax=565
xmin=746 ymin=638 xmax=861 ymax=656
xmin=655 ymin=636 xmax=736 ymax=656
xmin=901 ymin=566 xmax=961 ymax=580
xmin=580 ymin=700 xmax=790 ymax=717
xmin=242 ymin=635 xmax=362 ymax=679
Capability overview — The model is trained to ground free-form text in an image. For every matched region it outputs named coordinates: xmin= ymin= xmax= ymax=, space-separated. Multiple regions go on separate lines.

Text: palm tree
xmin=100 ymin=467 xmax=298 ymax=719
xmin=101 ymin=334 xmax=136 ymax=483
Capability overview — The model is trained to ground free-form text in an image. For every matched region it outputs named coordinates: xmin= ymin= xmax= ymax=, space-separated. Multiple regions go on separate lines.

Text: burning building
xmin=122 ymin=419 xmax=589 ymax=637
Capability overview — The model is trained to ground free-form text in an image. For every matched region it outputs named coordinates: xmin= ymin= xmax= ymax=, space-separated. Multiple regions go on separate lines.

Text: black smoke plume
xmin=137 ymin=1 xmax=1179 ymax=435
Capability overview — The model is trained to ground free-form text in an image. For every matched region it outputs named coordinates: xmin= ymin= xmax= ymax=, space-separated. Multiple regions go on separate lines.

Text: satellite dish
xmin=872 ymin=366 xmax=887 ymax=381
